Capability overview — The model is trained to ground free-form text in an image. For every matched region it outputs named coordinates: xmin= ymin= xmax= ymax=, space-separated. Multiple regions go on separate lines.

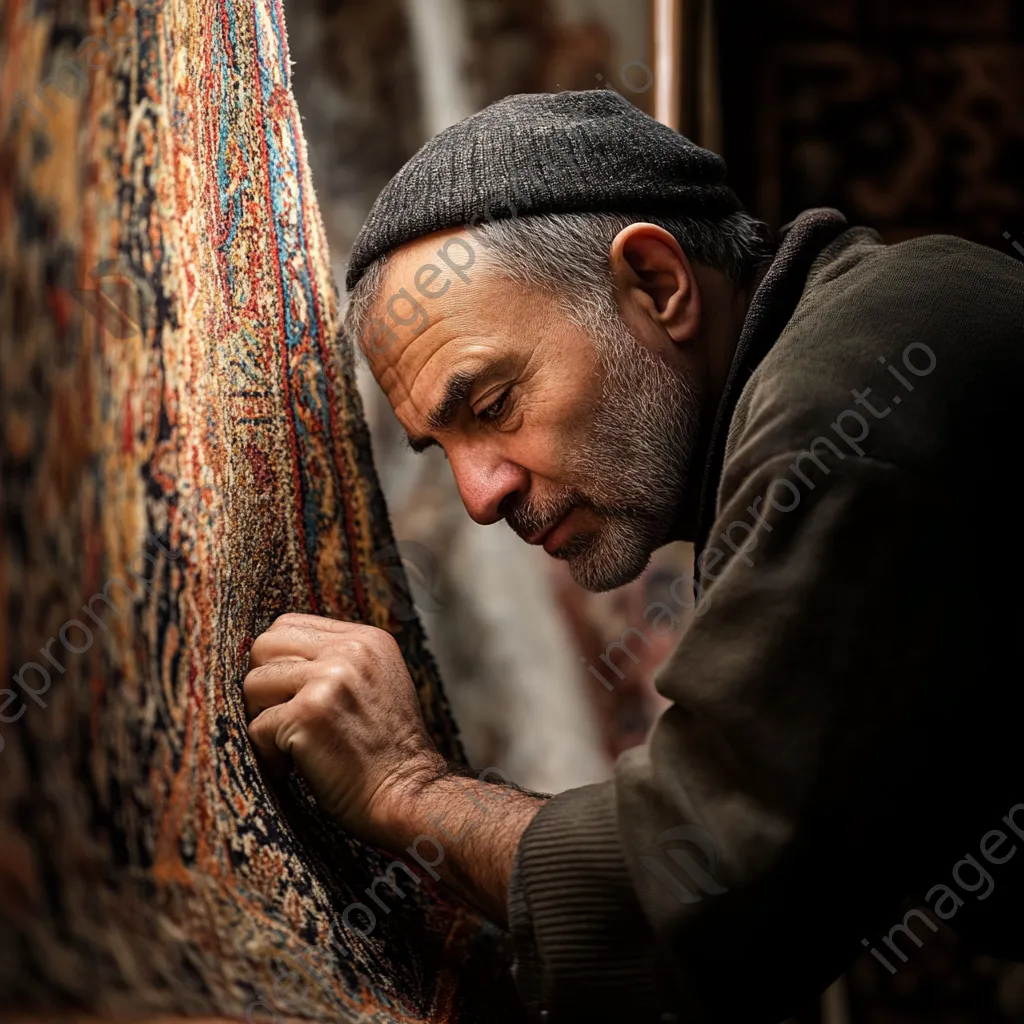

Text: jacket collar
xmin=692 ymin=207 xmax=851 ymax=588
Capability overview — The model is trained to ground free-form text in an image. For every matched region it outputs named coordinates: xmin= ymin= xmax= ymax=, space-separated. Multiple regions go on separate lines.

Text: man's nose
xmin=448 ymin=451 xmax=527 ymax=526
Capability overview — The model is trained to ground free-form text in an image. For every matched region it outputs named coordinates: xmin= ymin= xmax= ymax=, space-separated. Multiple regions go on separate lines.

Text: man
xmin=243 ymin=90 xmax=1024 ymax=1021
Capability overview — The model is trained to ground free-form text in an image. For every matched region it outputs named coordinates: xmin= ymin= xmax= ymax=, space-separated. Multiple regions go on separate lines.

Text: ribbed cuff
xmin=507 ymin=781 xmax=684 ymax=1022
xmin=508 ymin=846 xmax=544 ymax=1020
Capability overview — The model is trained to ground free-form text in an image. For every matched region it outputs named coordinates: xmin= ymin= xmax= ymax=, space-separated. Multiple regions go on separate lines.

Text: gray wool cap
xmin=345 ymin=89 xmax=743 ymax=292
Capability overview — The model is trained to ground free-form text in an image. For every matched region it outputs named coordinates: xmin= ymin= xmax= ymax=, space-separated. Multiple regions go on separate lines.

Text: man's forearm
xmin=378 ymin=764 xmax=546 ymax=925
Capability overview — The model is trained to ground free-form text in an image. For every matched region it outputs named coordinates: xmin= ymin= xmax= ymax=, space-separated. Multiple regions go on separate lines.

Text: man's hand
xmin=243 ymin=612 xmax=546 ymax=924
xmin=243 ymin=613 xmax=444 ymax=848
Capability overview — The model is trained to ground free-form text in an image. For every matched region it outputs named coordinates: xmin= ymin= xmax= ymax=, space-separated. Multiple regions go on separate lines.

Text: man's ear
xmin=608 ymin=224 xmax=701 ymax=345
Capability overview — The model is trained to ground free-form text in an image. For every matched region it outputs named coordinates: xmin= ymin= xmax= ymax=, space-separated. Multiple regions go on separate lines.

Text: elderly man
xmin=243 ymin=90 xmax=1024 ymax=1021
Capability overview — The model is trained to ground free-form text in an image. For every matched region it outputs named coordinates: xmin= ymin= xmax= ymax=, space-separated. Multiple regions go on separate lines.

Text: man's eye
xmin=477 ymin=389 xmax=511 ymax=423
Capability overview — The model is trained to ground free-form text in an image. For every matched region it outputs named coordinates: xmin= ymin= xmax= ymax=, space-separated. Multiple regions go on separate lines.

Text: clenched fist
xmin=243 ymin=613 xmax=444 ymax=846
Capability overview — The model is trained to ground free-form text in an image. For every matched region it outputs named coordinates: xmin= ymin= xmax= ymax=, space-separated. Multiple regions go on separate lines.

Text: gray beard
xmin=509 ymin=313 xmax=703 ymax=592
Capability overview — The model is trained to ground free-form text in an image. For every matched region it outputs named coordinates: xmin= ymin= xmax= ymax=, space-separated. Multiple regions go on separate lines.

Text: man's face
xmin=363 ymin=231 xmax=704 ymax=592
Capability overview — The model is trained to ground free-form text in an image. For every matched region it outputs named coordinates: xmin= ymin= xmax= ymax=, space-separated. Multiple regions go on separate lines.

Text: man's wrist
xmin=370 ymin=750 xmax=450 ymax=851
xmin=370 ymin=760 xmax=547 ymax=925
xmin=375 ymin=760 xmax=516 ymax=851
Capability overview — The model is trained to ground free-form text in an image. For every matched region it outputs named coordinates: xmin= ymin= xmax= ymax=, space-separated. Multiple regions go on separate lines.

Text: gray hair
xmin=342 ymin=209 xmax=774 ymax=357
xmin=470 ymin=210 xmax=773 ymax=338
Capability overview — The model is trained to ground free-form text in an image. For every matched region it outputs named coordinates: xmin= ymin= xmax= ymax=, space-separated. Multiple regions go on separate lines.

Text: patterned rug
xmin=0 ymin=1 xmax=521 ymax=1020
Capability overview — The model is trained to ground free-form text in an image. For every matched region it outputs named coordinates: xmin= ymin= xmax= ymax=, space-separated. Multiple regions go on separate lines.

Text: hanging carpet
xmin=0 ymin=1 xmax=522 ymax=1020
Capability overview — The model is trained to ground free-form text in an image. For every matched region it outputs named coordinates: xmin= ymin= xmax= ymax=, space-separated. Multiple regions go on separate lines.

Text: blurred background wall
xmin=283 ymin=0 xmax=1024 ymax=1019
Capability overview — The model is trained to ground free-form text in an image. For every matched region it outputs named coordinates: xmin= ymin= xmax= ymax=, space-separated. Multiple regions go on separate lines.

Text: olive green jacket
xmin=508 ymin=208 xmax=1024 ymax=1022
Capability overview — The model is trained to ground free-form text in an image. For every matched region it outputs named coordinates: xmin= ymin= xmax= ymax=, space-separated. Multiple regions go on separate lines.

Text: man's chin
xmin=557 ymin=532 xmax=653 ymax=593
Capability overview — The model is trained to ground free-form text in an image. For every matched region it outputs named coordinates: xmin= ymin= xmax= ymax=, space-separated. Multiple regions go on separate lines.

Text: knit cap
xmin=345 ymin=89 xmax=742 ymax=291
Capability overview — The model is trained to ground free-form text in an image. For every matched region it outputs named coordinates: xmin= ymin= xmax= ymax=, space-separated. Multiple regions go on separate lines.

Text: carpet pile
xmin=0 ymin=1 xmax=520 ymax=1020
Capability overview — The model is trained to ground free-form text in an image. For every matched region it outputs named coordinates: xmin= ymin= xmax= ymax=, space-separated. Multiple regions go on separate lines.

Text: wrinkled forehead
xmin=358 ymin=228 xmax=510 ymax=377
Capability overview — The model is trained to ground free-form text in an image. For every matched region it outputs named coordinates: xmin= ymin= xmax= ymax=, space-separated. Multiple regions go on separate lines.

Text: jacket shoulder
xmin=724 ymin=230 xmax=1024 ymax=485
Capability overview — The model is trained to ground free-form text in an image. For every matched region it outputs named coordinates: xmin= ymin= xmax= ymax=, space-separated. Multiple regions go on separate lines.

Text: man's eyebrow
xmin=428 ymin=369 xmax=480 ymax=431
xmin=404 ymin=368 xmax=483 ymax=454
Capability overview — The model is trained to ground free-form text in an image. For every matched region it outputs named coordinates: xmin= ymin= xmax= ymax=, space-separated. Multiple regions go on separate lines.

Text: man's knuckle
xmin=326 ymin=635 xmax=365 ymax=664
xmin=249 ymin=634 xmax=270 ymax=661
xmin=348 ymin=635 xmax=371 ymax=656
xmin=321 ymin=659 xmax=351 ymax=685
xmin=361 ymin=625 xmax=397 ymax=652
xmin=300 ymin=684 xmax=341 ymax=721
xmin=379 ymin=631 xmax=401 ymax=655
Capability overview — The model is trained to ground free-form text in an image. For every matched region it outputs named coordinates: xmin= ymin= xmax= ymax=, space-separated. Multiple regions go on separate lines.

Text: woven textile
xmin=0 ymin=1 xmax=520 ymax=1020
